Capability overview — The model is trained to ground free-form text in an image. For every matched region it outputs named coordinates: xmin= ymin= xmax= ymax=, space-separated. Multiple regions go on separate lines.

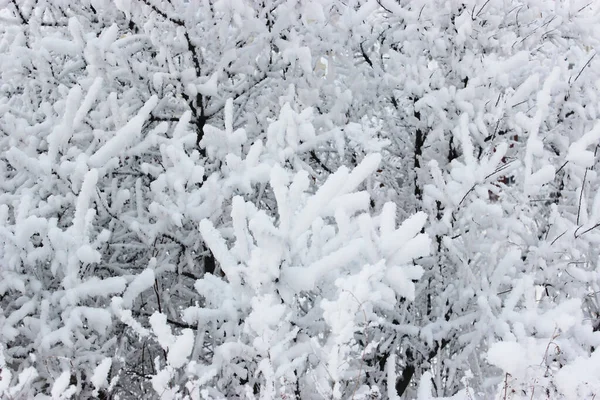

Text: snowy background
xmin=1 ymin=0 xmax=600 ymax=399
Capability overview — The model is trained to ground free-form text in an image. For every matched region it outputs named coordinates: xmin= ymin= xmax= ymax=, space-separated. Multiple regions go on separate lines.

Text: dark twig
xmin=574 ymin=222 xmax=600 ymax=239
xmin=418 ymin=5 xmax=426 ymax=20
xmin=458 ymin=185 xmax=476 ymax=207
xmin=10 ymin=0 xmax=27 ymax=24
xmin=550 ymin=230 xmax=567 ymax=245
xmin=577 ymin=168 xmax=588 ymax=225
xmin=360 ymin=41 xmax=373 ymax=68
xmin=376 ymin=0 xmax=393 ymax=14
xmin=555 ymin=161 xmax=568 ymax=175
xmin=310 ymin=151 xmax=332 ymax=174
xmin=577 ymin=2 xmax=592 ymax=13
xmin=570 ymin=53 xmax=596 ymax=85
xmin=476 ymin=0 xmax=491 ymax=18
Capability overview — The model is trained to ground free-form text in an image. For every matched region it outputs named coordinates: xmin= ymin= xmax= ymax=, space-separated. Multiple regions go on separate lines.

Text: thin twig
xmin=418 ymin=4 xmax=426 ymax=20
xmin=577 ymin=168 xmax=588 ymax=225
xmin=484 ymin=161 xmax=516 ymax=180
xmin=458 ymin=185 xmax=476 ymax=207
xmin=577 ymin=2 xmax=592 ymax=13
xmin=555 ymin=161 xmax=568 ymax=175
xmin=10 ymin=0 xmax=27 ymax=24
xmin=540 ymin=327 xmax=560 ymax=366
xmin=376 ymin=0 xmax=393 ymax=14
xmin=476 ymin=0 xmax=491 ymax=18
xmin=503 ymin=373 xmax=510 ymax=400
xmin=550 ymin=230 xmax=567 ymax=245
xmin=570 ymin=53 xmax=596 ymax=85
xmin=574 ymin=222 xmax=600 ymax=238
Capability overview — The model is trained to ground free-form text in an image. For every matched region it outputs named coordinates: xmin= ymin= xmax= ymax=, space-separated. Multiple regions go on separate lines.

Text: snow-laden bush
xmin=147 ymin=154 xmax=430 ymax=399
xmin=335 ymin=0 xmax=600 ymax=397
xmin=3 ymin=0 xmax=600 ymax=399
xmin=0 ymin=1 xmax=383 ymax=397
xmin=0 ymin=82 xmax=385 ymax=398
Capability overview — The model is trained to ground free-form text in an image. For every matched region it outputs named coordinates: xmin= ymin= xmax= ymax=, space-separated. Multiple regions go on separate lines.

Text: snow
xmin=386 ymin=354 xmax=400 ymax=400
xmin=326 ymin=192 xmax=370 ymax=216
xmin=172 ymin=110 xmax=192 ymax=139
xmin=73 ymin=77 xmax=104 ymax=129
xmin=111 ymin=297 xmax=150 ymax=337
xmin=196 ymin=71 xmax=220 ymax=97
xmin=0 ymin=346 xmax=11 ymax=394
xmin=76 ymin=244 xmax=101 ymax=264
xmin=199 ymin=219 xmax=239 ymax=285
xmin=523 ymin=67 xmax=561 ymax=193
xmin=122 ymin=268 xmax=155 ymax=308
xmin=98 ymin=23 xmax=119 ymax=50
xmin=417 ymin=372 xmax=435 ymax=400
xmin=231 ymin=196 xmax=252 ymax=260
xmin=47 ymin=84 xmax=82 ymax=159
xmin=4 ymin=300 xmax=36 ymax=341
xmin=3 ymin=0 xmax=600 ymax=398
xmin=291 ymin=166 xmax=349 ymax=239
xmin=167 ymin=329 xmax=194 ymax=368
xmin=416 ymin=372 xmax=475 ymax=400
xmin=526 ymin=164 xmax=556 ymax=191
xmin=8 ymin=367 xmax=38 ymax=398
xmin=567 ymin=121 xmax=600 ymax=167
xmin=51 ymin=370 xmax=72 ymax=399
xmin=486 ymin=341 xmax=526 ymax=376
xmin=555 ymin=350 xmax=600 ymax=400
xmin=40 ymin=37 xmax=80 ymax=56
xmin=385 ymin=264 xmax=424 ymax=301
xmin=301 ymin=1 xmax=325 ymax=25
xmin=381 ymin=211 xmax=428 ymax=257
xmin=507 ymin=74 xmax=540 ymax=108
xmin=454 ymin=11 xmax=473 ymax=46
xmin=89 ymin=95 xmax=158 ymax=167
xmin=283 ymin=45 xmax=313 ymax=76
xmin=352 ymin=0 xmax=378 ymax=24
xmin=149 ymin=312 xmax=175 ymax=350
xmin=72 ymin=168 xmax=98 ymax=239
xmin=90 ymin=358 xmax=112 ymax=395
xmin=74 ymin=307 xmax=112 ymax=335
xmin=151 ymin=368 xmax=176 ymax=400
xmin=341 ymin=153 xmax=382 ymax=194
xmin=457 ymin=113 xmax=475 ymax=167
xmin=63 ymin=277 xmax=127 ymax=306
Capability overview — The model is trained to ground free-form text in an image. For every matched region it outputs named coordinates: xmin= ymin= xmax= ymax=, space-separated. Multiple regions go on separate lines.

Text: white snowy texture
xmin=2 ymin=0 xmax=600 ymax=399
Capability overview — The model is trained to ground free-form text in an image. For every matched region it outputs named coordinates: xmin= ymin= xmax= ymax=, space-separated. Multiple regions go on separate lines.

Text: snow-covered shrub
xmin=3 ymin=0 xmax=600 ymax=398
xmin=0 ymin=1 xmax=381 ymax=397
xmin=143 ymin=154 xmax=429 ymax=399
xmin=359 ymin=0 xmax=600 ymax=398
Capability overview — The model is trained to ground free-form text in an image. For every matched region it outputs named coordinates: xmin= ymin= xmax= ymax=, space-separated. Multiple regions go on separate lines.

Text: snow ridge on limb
xmin=89 ymin=96 xmax=158 ymax=167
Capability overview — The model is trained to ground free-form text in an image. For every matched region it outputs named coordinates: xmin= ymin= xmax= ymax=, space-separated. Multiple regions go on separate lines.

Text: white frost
xmin=91 ymin=358 xmax=112 ymax=395
xmin=167 ymin=329 xmax=194 ymax=368
xmin=89 ymin=96 xmax=158 ymax=167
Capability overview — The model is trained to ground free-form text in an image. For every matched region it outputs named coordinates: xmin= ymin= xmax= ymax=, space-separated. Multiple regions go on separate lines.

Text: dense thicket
xmin=1 ymin=1 xmax=600 ymax=399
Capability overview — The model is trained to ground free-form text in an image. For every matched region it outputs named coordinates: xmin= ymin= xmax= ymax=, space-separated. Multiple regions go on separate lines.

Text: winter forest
xmin=2 ymin=0 xmax=600 ymax=399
